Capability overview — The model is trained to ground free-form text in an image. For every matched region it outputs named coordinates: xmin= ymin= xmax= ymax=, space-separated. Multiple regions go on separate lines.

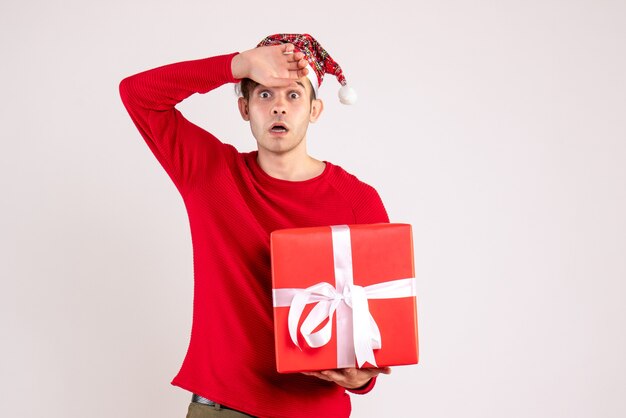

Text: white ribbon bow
xmin=273 ymin=225 xmax=417 ymax=368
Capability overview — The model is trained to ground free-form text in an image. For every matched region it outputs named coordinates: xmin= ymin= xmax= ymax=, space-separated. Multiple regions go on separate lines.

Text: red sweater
xmin=119 ymin=52 xmax=389 ymax=418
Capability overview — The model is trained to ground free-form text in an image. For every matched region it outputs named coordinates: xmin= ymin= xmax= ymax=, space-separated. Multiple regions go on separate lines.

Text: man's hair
xmin=236 ymin=78 xmax=317 ymax=102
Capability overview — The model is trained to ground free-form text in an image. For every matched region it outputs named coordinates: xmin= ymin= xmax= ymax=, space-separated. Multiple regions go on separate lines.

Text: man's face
xmin=238 ymin=77 xmax=323 ymax=156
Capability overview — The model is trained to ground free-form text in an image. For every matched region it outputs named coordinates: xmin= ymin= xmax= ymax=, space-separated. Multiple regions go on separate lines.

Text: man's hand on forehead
xmin=231 ymin=43 xmax=309 ymax=89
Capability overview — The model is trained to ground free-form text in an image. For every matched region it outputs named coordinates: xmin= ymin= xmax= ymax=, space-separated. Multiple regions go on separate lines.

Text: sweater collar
xmin=246 ymin=151 xmax=331 ymax=186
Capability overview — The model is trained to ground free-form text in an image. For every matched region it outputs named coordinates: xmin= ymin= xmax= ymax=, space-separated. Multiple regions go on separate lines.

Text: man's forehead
xmin=254 ymin=79 xmax=309 ymax=91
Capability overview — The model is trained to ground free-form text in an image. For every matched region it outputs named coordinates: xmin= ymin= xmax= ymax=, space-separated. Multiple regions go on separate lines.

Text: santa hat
xmin=256 ymin=33 xmax=357 ymax=105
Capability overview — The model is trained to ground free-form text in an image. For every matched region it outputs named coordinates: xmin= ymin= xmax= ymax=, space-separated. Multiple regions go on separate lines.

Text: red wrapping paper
xmin=271 ymin=223 xmax=419 ymax=373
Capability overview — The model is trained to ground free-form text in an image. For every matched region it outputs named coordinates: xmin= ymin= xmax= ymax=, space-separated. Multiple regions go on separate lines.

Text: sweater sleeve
xmin=353 ymin=184 xmax=389 ymax=224
xmin=346 ymin=376 xmax=377 ymax=395
xmin=119 ymin=52 xmax=240 ymax=195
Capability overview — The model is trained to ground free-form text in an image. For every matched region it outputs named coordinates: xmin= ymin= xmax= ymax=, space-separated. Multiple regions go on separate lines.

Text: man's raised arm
xmin=119 ymin=52 xmax=244 ymax=194
xmin=119 ymin=46 xmax=308 ymax=194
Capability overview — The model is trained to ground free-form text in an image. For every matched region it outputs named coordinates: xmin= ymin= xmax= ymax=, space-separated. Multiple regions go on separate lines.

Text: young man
xmin=120 ymin=34 xmax=391 ymax=418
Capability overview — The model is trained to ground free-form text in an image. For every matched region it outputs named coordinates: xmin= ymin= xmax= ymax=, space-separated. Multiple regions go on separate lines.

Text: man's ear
xmin=238 ymin=97 xmax=250 ymax=121
xmin=309 ymin=99 xmax=324 ymax=123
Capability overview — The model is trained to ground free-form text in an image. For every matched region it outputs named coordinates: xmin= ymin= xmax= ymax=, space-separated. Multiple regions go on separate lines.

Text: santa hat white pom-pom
xmin=338 ymin=84 xmax=357 ymax=105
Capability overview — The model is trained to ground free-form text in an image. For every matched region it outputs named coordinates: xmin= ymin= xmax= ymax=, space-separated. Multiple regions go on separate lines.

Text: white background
xmin=1 ymin=1 xmax=625 ymax=417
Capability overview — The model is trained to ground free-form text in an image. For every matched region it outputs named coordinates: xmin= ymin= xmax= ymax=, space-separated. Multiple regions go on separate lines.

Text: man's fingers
xmin=321 ymin=370 xmax=345 ymax=382
xmin=282 ymin=43 xmax=295 ymax=54
xmin=281 ymin=49 xmax=306 ymax=68
xmin=303 ymin=367 xmax=393 ymax=390
xmin=360 ymin=367 xmax=391 ymax=379
xmin=284 ymin=51 xmax=304 ymax=60
xmin=310 ymin=371 xmax=333 ymax=381
xmin=284 ymin=55 xmax=308 ymax=73
xmin=286 ymin=68 xmax=309 ymax=79
xmin=286 ymin=60 xmax=307 ymax=71
xmin=306 ymin=367 xmax=391 ymax=377
xmin=266 ymin=76 xmax=299 ymax=87
xmin=370 ymin=366 xmax=391 ymax=376
xmin=272 ymin=65 xmax=309 ymax=83
xmin=293 ymin=67 xmax=309 ymax=78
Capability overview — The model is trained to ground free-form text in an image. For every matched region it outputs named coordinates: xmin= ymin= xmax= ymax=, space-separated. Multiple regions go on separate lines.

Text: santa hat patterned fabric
xmin=256 ymin=33 xmax=357 ymax=105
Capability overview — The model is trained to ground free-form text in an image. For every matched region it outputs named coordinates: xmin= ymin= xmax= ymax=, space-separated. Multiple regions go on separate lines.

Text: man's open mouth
xmin=270 ymin=123 xmax=289 ymax=133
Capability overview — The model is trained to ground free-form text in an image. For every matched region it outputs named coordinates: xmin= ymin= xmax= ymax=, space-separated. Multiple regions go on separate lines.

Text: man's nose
xmin=272 ymin=98 xmax=287 ymax=114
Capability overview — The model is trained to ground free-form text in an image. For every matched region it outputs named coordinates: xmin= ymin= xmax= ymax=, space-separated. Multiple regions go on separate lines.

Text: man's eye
xmin=259 ymin=91 xmax=270 ymax=98
xmin=289 ymin=92 xmax=300 ymax=99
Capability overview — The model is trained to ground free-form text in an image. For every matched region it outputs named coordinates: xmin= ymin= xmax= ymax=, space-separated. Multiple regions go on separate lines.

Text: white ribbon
xmin=273 ymin=225 xmax=416 ymax=368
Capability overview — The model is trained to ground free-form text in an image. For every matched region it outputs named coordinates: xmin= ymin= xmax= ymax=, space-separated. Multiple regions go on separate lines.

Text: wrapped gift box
xmin=271 ymin=223 xmax=418 ymax=373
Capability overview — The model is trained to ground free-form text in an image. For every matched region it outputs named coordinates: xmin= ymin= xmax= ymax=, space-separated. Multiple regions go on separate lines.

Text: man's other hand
xmin=301 ymin=367 xmax=392 ymax=390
